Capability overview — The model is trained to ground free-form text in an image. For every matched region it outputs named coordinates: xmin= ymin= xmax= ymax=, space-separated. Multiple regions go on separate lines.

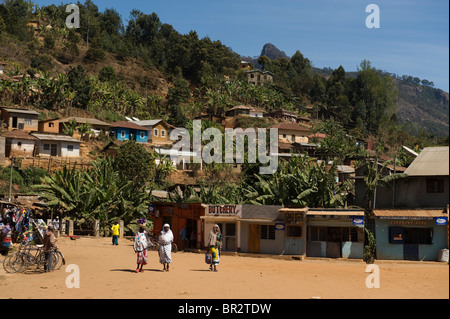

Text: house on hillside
xmin=130 ymin=119 xmax=175 ymax=145
xmin=1 ymin=130 xmax=38 ymax=157
xmin=271 ymin=122 xmax=311 ymax=144
xmin=0 ymin=107 xmax=39 ymax=132
xmin=58 ymin=117 xmax=111 ymax=136
xmin=246 ymin=69 xmax=274 ymax=86
xmin=225 ymin=105 xmax=264 ymax=118
xmin=268 ymin=109 xmax=298 ymax=122
xmin=355 ymin=146 xmax=449 ymax=210
xmin=38 ymin=118 xmax=60 ymax=134
xmin=31 ymin=132 xmax=81 ymax=157
xmin=353 ymin=161 xmax=407 ymax=210
xmin=109 ymin=121 xmax=150 ymax=143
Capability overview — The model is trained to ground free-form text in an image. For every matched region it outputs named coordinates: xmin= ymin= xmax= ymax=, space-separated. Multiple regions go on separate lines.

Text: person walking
xmin=43 ymin=224 xmax=56 ymax=272
xmin=159 ymin=224 xmax=173 ymax=272
xmin=111 ymin=220 xmax=120 ymax=245
xmin=133 ymin=219 xmax=149 ymax=273
xmin=208 ymin=224 xmax=222 ymax=272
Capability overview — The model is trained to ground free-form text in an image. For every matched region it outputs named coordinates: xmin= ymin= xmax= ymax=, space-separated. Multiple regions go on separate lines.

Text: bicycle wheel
xmin=2 ymin=253 xmax=21 ymax=273
xmin=171 ymin=243 xmax=178 ymax=253
xmin=53 ymin=251 xmax=65 ymax=270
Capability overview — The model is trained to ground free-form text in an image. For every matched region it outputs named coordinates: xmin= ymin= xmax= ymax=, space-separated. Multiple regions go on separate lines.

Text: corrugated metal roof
xmin=307 ymin=209 xmax=365 ymax=216
xmin=59 ymin=117 xmax=111 ymax=126
xmin=1 ymin=107 xmax=39 ymax=115
xmin=31 ymin=133 xmax=81 ymax=143
xmin=1 ymin=129 xmax=38 ymax=140
xmin=110 ymin=121 xmax=151 ymax=131
xmin=131 ymin=119 xmax=162 ymax=127
xmin=404 ymin=147 xmax=449 ymax=176
xmin=241 ymin=204 xmax=283 ymax=220
xmin=373 ymin=209 xmax=447 ymax=218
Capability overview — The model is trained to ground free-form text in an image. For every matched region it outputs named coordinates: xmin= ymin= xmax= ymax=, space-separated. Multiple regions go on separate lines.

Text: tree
xmin=113 ymin=140 xmax=155 ymax=185
xmin=67 ymin=65 xmax=91 ymax=109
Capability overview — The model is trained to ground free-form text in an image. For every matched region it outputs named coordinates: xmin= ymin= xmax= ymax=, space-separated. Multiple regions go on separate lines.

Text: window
xmin=17 ymin=142 xmax=22 ymax=148
xmin=154 ymin=129 xmax=159 ymax=137
xmin=404 ymin=227 xmax=433 ymax=245
xmin=49 ymin=122 xmax=54 ymax=128
xmin=426 ymin=178 xmax=444 ymax=193
xmin=140 ymin=132 xmax=145 ymax=139
xmin=286 ymin=225 xmax=302 ymax=238
xmin=43 ymin=144 xmax=50 ymax=151
xmin=67 ymin=145 xmax=74 ymax=152
xmin=161 ymin=130 xmax=166 ymax=138
xmin=260 ymin=225 xmax=276 ymax=240
xmin=291 ymin=134 xmax=295 ymax=141
xmin=120 ymin=131 xmax=125 ymax=138
xmin=25 ymin=118 xmax=32 ymax=125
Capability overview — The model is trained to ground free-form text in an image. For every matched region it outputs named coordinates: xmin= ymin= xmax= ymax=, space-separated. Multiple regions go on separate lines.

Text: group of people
xmin=111 ymin=220 xmax=223 ymax=273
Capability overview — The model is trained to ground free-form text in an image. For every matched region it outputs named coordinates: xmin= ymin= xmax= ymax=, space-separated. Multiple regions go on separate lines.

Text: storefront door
xmin=248 ymin=224 xmax=260 ymax=253
xmin=326 ymin=227 xmax=341 ymax=258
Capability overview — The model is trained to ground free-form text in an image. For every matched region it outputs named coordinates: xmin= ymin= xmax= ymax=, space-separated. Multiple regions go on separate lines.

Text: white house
xmin=31 ymin=133 xmax=81 ymax=157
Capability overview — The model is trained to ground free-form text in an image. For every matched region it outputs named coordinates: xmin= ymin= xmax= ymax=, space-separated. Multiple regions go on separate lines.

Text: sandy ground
xmin=0 ymin=236 xmax=448 ymax=300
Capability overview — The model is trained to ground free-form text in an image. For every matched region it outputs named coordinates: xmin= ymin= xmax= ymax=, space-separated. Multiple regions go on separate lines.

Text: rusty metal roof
xmin=373 ymin=209 xmax=447 ymax=218
xmin=404 ymin=147 xmax=449 ymax=176
xmin=307 ymin=209 xmax=365 ymax=216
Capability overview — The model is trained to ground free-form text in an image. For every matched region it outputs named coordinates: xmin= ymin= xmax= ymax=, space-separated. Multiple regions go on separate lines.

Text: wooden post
xmin=68 ymin=220 xmax=74 ymax=236
xmin=119 ymin=220 xmax=124 ymax=238
xmin=61 ymin=218 xmax=66 ymax=235
xmin=94 ymin=220 xmax=100 ymax=237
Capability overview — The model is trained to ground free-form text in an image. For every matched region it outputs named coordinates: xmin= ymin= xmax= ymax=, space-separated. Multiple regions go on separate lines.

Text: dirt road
xmin=0 ymin=236 xmax=448 ymax=299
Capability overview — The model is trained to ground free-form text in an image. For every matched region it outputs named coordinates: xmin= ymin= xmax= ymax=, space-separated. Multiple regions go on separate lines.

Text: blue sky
xmin=33 ymin=0 xmax=449 ymax=91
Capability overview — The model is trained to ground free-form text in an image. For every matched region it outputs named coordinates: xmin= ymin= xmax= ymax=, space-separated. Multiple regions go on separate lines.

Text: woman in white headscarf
xmin=158 ymin=224 xmax=173 ymax=271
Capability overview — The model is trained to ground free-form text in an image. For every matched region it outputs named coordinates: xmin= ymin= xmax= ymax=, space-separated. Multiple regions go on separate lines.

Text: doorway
xmin=248 ymin=224 xmax=260 ymax=253
xmin=50 ymin=144 xmax=58 ymax=156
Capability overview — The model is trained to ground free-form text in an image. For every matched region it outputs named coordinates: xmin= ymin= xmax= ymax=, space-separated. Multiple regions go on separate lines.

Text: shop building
xmin=373 ymin=208 xmax=448 ymax=261
xmin=149 ymin=202 xmax=205 ymax=249
xmin=306 ymin=208 xmax=366 ymax=259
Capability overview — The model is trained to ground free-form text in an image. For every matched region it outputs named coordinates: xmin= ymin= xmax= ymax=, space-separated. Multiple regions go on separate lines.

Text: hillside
xmin=0 ymin=1 xmax=448 ymax=144
xmin=245 ymin=43 xmax=449 ymax=138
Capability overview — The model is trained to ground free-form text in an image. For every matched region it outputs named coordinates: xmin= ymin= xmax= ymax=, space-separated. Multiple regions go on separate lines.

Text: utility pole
xmin=8 ymin=156 xmax=14 ymax=202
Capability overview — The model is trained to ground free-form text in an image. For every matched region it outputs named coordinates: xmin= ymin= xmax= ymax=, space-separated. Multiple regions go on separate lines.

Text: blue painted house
xmin=373 ymin=209 xmax=448 ymax=261
xmin=109 ymin=121 xmax=150 ymax=143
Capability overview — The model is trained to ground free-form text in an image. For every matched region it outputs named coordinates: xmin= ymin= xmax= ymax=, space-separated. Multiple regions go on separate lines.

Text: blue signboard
xmin=148 ymin=205 xmax=154 ymax=214
xmin=435 ymin=217 xmax=447 ymax=225
xmin=275 ymin=223 xmax=285 ymax=231
xmin=352 ymin=216 xmax=365 ymax=226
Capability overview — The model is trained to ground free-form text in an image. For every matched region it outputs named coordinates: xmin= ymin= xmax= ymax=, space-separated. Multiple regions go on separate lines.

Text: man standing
xmin=43 ymin=225 xmax=56 ymax=272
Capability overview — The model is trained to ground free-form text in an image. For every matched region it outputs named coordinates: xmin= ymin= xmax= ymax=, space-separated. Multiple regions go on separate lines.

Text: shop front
xmin=239 ymin=205 xmax=284 ymax=254
xmin=201 ymin=204 xmax=242 ymax=252
xmin=149 ymin=202 xmax=205 ymax=249
xmin=306 ymin=209 xmax=365 ymax=259
xmin=373 ymin=209 xmax=448 ymax=261
xmin=278 ymin=208 xmax=308 ymax=255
